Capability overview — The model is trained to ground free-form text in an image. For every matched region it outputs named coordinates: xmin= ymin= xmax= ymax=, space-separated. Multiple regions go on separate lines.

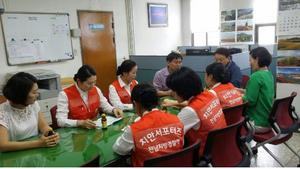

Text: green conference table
xmin=0 ymin=107 xmax=180 ymax=167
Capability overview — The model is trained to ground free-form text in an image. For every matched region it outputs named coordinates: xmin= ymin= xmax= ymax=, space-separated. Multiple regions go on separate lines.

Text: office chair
xmin=252 ymin=92 xmax=300 ymax=167
xmin=223 ymin=102 xmax=248 ymax=125
xmin=199 ymin=118 xmax=251 ymax=167
xmin=144 ymin=139 xmax=201 ymax=167
xmin=241 ymin=75 xmax=250 ymax=89
xmin=50 ymin=105 xmax=59 ymax=130
xmin=223 ymin=102 xmax=254 ymax=157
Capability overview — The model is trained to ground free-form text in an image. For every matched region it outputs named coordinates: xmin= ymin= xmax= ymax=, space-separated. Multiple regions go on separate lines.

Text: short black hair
xmin=131 ymin=83 xmax=158 ymax=111
xmin=3 ymin=72 xmax=37 ymax=105
xmin=250 ymin=47 xmax=272 ymax=67
xmin=166 ymin=51 xmax=183 ymax=62
xmin=206 ymin=62 xmax=230 ymax=84
xmin=116 ymin=60 xmax=137 ymax=76
xmin=73 ymin=65 xmax=96 ymax=82
xmin=214 ymin=48 xmax=230 ymax=58
xmin=166 ymin=67 xmax=203 ymax=100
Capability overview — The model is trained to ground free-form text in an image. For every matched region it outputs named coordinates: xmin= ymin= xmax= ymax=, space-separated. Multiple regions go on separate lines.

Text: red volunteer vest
xmin=112 ymin=79 xmax=138 ymax=104
xmin=64 ymin=85 xmax=100 ymax=120
xmin=131 ymin=110 xmax=184 ymax=167
xmin=212 ymin=83 xmax=243 ymax=108
xmin=187 ymin=90 xmax=227 ymax=156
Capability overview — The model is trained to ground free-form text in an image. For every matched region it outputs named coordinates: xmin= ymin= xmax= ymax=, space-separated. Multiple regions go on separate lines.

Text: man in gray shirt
xmin=153 ymin=51 xmax=183 ymax=97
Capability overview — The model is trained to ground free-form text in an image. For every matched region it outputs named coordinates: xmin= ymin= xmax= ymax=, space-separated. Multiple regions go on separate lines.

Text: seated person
xmin=214 ymin=48 xmax=242 ymax=88
xmin=113 ymin=83 xmax=184 ymax=167
xmin=205 ymin=62 xmax=243 ymax=108
xmin=109 ymin=60 xmax=138 ymax=111
xmin=166 ymin=67 xmax=227 ymax=156
xmin=153 ymin=51 xmax=183 ymax=97
xmin=0 ymin=72 xmax=59 ymax=152
xmin=153 ymin=51 xmax=187 ymax=108
xmin=240 ymin=47 xmax=274 ymax=133
xmin=56 ymin=65 xmax=123 ymax=129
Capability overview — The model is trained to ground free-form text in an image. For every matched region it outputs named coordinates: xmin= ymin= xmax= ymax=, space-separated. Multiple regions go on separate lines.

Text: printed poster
xmin=277 ymin=0 xmax=300 ymax=84
xmin=220 ymin=8 xmax=254 ymax=44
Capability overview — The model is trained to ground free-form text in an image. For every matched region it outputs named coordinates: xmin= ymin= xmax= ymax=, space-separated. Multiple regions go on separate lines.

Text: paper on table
xmin=94 ymin=116 xmax=122 ymax=128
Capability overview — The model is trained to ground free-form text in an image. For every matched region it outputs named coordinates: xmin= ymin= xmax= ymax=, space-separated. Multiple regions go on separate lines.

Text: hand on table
xmin=161 ymin=99 xmax=179 ymax=107
xmin=77 ymin=119 xmax=96 ymax=129
xmin=113 ymin=108 xmax=123 ymax=118
xmin=40 ymin=131 xmax=60 ymax=147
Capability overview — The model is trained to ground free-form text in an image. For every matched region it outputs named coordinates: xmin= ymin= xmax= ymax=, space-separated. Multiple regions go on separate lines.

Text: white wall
xmin=132 ymin=0 xmax=182 ymax=55
xmin=181 ymin=0 xmax=191 ymax=46
xmin=277 ymin=83 xmax=300 ymax=115
xmin=0 ymin=0 xmax=129 ymax=89
xmin=0 ymin=0 xmax=184 ymax=91
xmin=220 ymin=0 xmax=253 ymax=10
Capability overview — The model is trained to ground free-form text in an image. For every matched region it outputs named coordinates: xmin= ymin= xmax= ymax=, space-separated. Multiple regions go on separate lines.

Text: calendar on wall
xmin=277 ymin=0 xmax=300 ymax=36
xmin=276 ymin=0 xmax=300 ymax=84
xmin=277 ymin=11 xmax=300 ymax=36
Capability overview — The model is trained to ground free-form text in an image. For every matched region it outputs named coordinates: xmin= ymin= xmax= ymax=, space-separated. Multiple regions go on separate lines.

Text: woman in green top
xmin=243 ymin=47 xmax=274 ymax=133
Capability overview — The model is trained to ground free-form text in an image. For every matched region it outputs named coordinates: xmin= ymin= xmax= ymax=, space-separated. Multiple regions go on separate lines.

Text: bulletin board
xmin=1 ymin=12 xmax=74 ymax=65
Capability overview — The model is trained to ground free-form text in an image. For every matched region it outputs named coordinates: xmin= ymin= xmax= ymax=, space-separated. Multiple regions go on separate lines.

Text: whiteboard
xmin=1 ymin=12 xmax=74 ymax=65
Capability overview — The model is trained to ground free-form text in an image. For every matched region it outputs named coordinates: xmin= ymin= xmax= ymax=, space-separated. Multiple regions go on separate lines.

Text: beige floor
xmin=250 ymin=132 xmax=300 ymax=167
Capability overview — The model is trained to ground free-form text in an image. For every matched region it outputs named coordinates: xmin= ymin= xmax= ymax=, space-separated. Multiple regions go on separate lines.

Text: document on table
xmin=94 ymin=116 xmax=122 ymax=128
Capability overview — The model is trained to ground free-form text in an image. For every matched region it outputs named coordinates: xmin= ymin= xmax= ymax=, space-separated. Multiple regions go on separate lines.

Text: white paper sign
xmin=94 ymin=116 xmax=122 ymax=128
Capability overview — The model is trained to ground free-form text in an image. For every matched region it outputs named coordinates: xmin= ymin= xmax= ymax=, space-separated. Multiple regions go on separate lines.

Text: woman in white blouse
xmin=56 ymin=65 xmax=123 ymax=129
xmin=0 ymin=72 xmax=60 ymax=152
xmin=109 ymin=60 xmax=138 ymax=111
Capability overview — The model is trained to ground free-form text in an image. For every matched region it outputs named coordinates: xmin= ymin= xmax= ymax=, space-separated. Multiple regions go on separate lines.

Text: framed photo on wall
xmin=147 ymin=3 xmax=168 ymax=27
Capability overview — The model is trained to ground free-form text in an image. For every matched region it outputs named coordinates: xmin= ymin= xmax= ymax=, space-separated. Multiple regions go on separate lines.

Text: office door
xmin=78 ymin=11 xmax=117 ymax=95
